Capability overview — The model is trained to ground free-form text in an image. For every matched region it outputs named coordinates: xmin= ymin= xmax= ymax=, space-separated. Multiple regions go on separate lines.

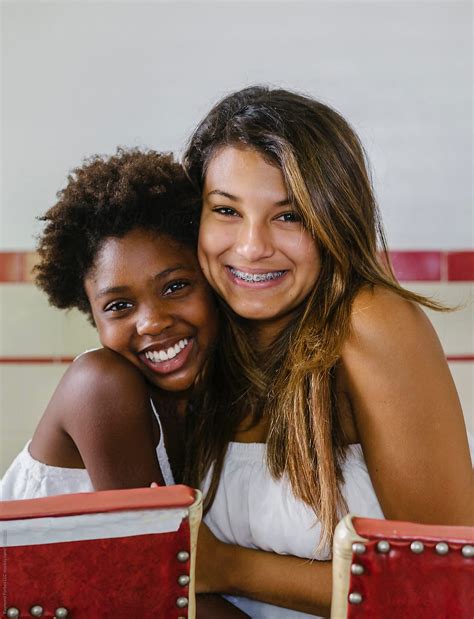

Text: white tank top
xmin=1 ymin=398 xmax=174 ymax=501
xmin=203 ymin=435 xmax=474 ymax=619
xmin=202 ymin=442 xmax=384 ymax=619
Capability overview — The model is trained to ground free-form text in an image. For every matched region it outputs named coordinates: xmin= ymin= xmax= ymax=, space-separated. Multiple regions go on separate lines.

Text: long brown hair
xmin=183 ymin=86 xmax=445 ymax=551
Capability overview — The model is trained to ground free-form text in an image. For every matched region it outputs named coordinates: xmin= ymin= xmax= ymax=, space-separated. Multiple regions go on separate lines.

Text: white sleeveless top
xmin=204 ymin=436 xmax=474 ymax=618
xmin=201 ymin=442 xmax=389 ymax=618
xmin=1 ymin=399 xmax=174 ymax=501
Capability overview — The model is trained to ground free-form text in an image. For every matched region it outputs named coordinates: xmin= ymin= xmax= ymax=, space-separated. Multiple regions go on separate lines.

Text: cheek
xmin=198 ymin=221 xmax=233 ymax=262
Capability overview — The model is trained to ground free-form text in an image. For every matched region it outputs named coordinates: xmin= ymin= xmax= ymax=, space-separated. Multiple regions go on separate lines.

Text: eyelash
xmin=103 ymin=281 xmax=190 ymax=312
xmin=212 ymin=206 xmax=301 ymax=223
xmin=212 ymin=206 xmax=239 ymax=217
xmin=163 ymin=280 xmax=190 ymax=295
xmin=104 ymin=301 xmax=133 ymax=313
xmin=276 ymin=211 xmax=301 ymax=223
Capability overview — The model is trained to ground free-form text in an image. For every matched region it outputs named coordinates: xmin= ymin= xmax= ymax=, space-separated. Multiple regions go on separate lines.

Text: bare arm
xmin=196 ymin=523 xmax=332 ymax=616
xmin=341 ymin=286 xmax=473 ymax=525
xmin=30 ymin=348 xmax=165 ymax=489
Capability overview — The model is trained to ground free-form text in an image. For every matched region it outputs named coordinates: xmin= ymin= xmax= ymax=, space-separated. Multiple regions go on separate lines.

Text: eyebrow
xmin=206 ymin=189 xmax=291 ymax=207
xmin=94 ymin=265 xmax=196 ymax=299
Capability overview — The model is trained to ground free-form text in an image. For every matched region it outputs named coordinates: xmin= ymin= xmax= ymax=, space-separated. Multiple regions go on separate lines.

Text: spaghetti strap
xmin=149 ymin=399 xmax=175 ymax=486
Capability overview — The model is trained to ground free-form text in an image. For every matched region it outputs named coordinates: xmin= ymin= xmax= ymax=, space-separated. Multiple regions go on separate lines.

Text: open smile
xmin=226 ymin=266 xmax=289 ymax=288
xmin=139 ymin=338 xmax=194 ymax=375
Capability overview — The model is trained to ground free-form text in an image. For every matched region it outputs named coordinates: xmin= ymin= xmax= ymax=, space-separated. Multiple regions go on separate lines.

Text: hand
xmin=195 ymin=523 xmax=228 ymax=594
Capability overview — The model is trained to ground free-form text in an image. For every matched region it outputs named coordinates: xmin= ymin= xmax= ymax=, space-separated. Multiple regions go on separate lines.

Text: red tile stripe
xmin=0 ymin=251 xmax=473 ymax=283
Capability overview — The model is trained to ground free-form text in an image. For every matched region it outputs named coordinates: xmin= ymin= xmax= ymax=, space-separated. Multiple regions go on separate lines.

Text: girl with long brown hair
xmin=183 ymin=86 xmax=473 ymax=618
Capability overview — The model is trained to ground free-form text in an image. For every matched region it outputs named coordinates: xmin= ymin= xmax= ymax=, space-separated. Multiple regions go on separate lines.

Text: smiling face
xmin=199 ymin=146 xmax=321 ymax=341
xmin=84 ymin=229 xmax=217 ymax=395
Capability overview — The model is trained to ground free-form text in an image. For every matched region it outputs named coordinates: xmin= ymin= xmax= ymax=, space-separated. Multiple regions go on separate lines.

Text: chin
xmin=152 ymin=374 xmax=194 ymax=394
xmin=229 ymin=300 xmax=276 ymax=320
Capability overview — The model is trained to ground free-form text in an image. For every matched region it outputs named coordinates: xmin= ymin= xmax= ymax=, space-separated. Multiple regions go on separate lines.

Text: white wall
xmin=2 ymin=0 xmax=472 ymax=251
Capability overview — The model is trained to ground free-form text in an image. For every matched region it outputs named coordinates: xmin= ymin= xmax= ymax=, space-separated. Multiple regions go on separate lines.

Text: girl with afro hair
xmin=1 ymin=148 xmax=218 ymax=498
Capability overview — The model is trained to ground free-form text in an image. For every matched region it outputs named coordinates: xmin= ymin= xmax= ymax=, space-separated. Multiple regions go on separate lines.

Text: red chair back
xmin=1 ymin=485 xmax=201 ymax=619
xmin=331 ymin=514 xmax=474 ymax=619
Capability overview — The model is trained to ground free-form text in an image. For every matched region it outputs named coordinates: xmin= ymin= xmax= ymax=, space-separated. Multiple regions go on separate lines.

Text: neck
xmin=252 ymin=313 xmax=296 ymax=350
xmin=148 ymin=384 xmax=189 ymax=420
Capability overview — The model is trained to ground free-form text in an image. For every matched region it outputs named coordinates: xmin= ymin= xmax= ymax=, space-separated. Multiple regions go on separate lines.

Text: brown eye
xmin=104 ymin=301 xmax=133 ymax=312
xmin=212 ymin=207 xmax=240 ymax=217
xmin=163 ymin=280 xmax=190 ymax=296
xmin=275 ymin=211 xmax=302 ymax=223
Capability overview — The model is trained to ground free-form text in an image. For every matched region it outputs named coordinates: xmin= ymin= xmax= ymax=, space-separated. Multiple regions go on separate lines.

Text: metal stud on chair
xmin=410 ymin=541 xmax=424 ymax=554
xmin=462 ymin=545 xmax=474 ymax=558
xmin=54 ymin=608 xmax=69 ymax=618
xmin=30 ymin=606 xmax=44 ymax=617
xmin=178 ymin=574 xmax=190 ymax=586
xmin=6 ymin=609 xmax=20 ymax=619
xmin=352 ymin=542 xmax=366 ymax=555
xmin=176 ymin=596 xmax=189 ymax=608
xmin=348 ymin=592 xmax=363 ymax=604
xmin=351 ymin=563 xmax=365 ymax=575
xmin=435 ymin=542 xmax=449 ymax=555
xmin=376 ymin=540 xmax=391 ymax=553
xmin=177 ymin=550 xmax=190 ymax=562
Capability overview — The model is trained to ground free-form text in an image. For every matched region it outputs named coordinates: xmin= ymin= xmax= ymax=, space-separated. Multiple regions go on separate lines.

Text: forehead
xmin=204 ymin=146 xmax=286 ymax=196
xmin=89 ymin=229 xmax=197 ymax=282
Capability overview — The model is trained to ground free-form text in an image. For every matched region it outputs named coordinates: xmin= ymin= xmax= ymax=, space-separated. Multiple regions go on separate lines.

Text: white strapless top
xmin=202 ymin=442 xmax=386 ymax=619
xmin=204 ymin=435 xmax=474 ymax=618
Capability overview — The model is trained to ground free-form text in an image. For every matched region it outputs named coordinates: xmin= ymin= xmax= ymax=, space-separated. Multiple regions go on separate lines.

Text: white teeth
xmin=144 ymin=338 xmax=189 ymax=363
xmin=230 ymin=268 xmax=285 ymax=282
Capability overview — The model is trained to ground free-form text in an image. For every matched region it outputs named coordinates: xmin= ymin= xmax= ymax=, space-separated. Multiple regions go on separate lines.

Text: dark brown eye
xmin=104 ymin=301 xmax=133 ymax=312
xmin=163 ymin=280 xmax=189 ymax=296
xmin=212 ymin=207 xmax=240 ymax=217
xmin=276 ymin=211 xmax=302 ymax=223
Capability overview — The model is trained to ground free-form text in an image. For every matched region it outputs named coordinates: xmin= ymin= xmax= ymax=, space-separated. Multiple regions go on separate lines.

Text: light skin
xmin=30 ymin=229 xmax=217 ymax=489
xmin=199 ymin=145 xmax=321 ymax=348
xmin=195 ymin=146 xmax=474 ymax=615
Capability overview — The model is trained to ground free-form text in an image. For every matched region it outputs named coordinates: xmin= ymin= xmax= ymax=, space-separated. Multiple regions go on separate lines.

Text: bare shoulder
xmin=339 ymin=286 xmax=472 ymax=525
xmin=342 ymin=285 xmax=444 ymax=364
xmin=349 ymin=285 xmax=434 ymax=339
xmin=43 ymin=348 xmax=150 ymax=431
xmin=69 ymin=348 xmax=147 ymax=390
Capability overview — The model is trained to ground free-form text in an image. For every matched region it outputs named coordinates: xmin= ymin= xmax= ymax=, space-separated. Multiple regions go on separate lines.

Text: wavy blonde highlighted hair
xmin=183 ymin=86 xmax=445 ymax=550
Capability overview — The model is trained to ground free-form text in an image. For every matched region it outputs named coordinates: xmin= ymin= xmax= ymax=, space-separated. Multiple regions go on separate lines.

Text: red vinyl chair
xmin=331 ymin=514 xmax=474 ymax=619
xmin=0 ymin=485 xmax=201 ymax=619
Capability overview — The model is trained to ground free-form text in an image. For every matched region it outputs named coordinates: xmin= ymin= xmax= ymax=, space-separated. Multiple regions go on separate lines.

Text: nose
xmin=234 ymin=219 xmax=274 ymax=262
xmin=136 ymin=302 xmax=174 ymax=337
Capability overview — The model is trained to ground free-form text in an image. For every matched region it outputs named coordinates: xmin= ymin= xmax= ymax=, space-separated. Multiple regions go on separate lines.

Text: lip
xmin=228 ymin=265 xmax=290 ymax=274
xmin=225 ymin=266 xmax=289 ymax=289
xmin=138 ymin=337 xmax=194 ymax=376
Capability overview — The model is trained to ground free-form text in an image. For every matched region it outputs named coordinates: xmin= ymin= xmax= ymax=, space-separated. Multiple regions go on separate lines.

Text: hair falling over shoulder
xmin=184 ymin=86 xmax=448 ymax=551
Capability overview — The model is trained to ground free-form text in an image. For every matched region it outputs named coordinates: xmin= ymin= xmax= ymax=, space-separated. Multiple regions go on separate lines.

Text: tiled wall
xmin=1 ymin=252 xmax=472 ymax=475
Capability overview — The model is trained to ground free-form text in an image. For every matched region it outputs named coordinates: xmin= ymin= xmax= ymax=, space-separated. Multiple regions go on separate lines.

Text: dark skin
xmin=28 ymin=229 xmax=247 ymax=617
xmin=31 ymin=231 xmax=217 ymax=488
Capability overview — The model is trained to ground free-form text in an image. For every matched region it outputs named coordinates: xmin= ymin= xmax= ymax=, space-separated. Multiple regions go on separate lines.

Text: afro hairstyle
xmin=35 ymin=148 xmax=200 ymax=318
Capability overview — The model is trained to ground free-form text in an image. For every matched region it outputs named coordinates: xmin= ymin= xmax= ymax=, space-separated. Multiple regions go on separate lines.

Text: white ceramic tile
xmin=448 ymin=362 xmax=474 ymax=435
xmin=407 ymin=283 xmax=473 ymax=355
xmin=0 ymin=284 xmax=99 ymax=356
xmin=1 ymin=365 xmax=67 ymax=476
